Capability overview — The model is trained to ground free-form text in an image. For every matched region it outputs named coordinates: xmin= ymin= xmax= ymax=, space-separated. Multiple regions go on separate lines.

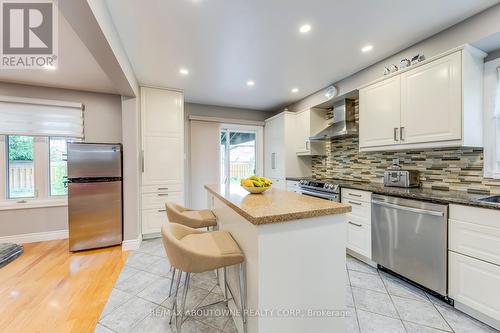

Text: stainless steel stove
xmin=298 ymin=179 xmax=340 ymax=202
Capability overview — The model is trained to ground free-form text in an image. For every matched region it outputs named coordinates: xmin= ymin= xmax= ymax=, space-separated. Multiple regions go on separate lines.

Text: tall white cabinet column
xmin=140 ymin=86 xmax=185 ymax=235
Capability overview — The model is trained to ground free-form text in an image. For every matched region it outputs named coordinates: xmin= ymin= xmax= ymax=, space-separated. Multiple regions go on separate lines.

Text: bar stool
xmin=165 ymin=202 xmax=220 ymax=292
xmin=161 ymin=223 xmax=247 ymax=333
xmin=165 ymin=202 xmax=217 ymax=230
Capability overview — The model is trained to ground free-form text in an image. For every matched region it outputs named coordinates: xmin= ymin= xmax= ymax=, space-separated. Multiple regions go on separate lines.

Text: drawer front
xmin=286 ymin=180 xmax=300 ymax=193
xmin=142 ymin=192 xmax=184 ymax=210
xmin=342 ymin=197 xmax=371 ymax=221
xmin=450 ymin=204 xmax=500 ymax=228
xmin=346 ymin=217 xmax=371 ymax=259
xmin=142 ymin=183 xmax=183 ymax=194
xmin=449 ymin=219 xmax=500 ymax=266
xmin=342 ymin=188 xmax=371 ymax=203
xmin=449 ymin=251 xmax=500 ymax=321
xmin=142 ymin=209 xmax=167 ymax=234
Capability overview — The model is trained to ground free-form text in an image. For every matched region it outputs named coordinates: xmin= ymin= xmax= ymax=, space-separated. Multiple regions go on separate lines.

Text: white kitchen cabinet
xmin=141 ymin=191 xmax=184 ymax=234
xmin=264 ymin=112 xmax=311 ymax=180
xmin=401 ymin=52 xmax=462 ymax=144
xmin=140 ymin=86 xmax=184 ymax=235
xmin=359 ymin=45 xmax=486 ymax=152
xmin=449 ymin=252 xmax=500 ymax=329
xmin=295 ymin=108 xmax=327 ymax=156
xmin=286 ymin=180 xmax=300 ymax=193
xmin=448 ymin=204 xmax=500 ymax=330
xmin=341 ymin=188 xmax=372 ymax=260
xmin=359 ymin=76 xmax=401 ymax=148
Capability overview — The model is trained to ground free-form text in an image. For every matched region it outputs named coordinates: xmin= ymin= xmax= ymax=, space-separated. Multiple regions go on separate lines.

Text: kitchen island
xmin=205 ymin=184 xmax=351 ymax=333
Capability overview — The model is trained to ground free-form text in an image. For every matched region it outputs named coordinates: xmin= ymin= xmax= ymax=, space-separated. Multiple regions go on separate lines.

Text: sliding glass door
xmin=220 ymin=125 xmax=262 ymax=185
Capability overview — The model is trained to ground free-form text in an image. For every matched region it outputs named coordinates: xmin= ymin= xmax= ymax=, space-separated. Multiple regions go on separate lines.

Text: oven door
xmin=300 ymin=189 xmax=339 ymax=202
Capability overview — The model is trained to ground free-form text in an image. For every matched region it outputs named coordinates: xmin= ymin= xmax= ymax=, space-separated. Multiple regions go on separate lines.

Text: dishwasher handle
xmin=372 ymin=200 xmax=444 ymax=217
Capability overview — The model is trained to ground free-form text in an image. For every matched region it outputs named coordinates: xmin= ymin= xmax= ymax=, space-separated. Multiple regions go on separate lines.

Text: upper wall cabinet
xmin=295 ymin=108 xmax=327 ymax=156
xmin=359 ymin=76 xmax=401 ymax=148
xmin=359 ymin=45 xmax=486 ymax=152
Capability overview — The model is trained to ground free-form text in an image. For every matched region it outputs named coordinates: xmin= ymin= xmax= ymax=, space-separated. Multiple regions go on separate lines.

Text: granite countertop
xmin=321 ymin=178 xmax=500 ymax=210
xmin=204 ymin=184 xmax=351 ymax=225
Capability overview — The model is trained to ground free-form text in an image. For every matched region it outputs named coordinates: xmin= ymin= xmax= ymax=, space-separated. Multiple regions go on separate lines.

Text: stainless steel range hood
xmin=309 ymin=99 xmax=358 ymax=141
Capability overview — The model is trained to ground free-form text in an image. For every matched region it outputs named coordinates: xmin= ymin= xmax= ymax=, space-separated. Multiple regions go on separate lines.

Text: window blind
xmin=0 ymin=96 xmax=84 ymax=138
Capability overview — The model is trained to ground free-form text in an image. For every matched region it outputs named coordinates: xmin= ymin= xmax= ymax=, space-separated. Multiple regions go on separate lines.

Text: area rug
xmin=0 ymin=243 xmax=23 ymax=268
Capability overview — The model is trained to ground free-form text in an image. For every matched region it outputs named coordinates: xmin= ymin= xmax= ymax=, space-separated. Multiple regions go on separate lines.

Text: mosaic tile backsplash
xmin=311 ymin=101 xmax=500 ymax=195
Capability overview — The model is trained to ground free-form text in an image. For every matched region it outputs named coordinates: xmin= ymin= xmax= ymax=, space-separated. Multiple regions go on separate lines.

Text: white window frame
xmin=483 ymin=58 xmax=500 ymax=179
xmin=219 ymin=123 xmax=264 ymax=185
xmin=0 ymin=135 xmax=68 ymax=211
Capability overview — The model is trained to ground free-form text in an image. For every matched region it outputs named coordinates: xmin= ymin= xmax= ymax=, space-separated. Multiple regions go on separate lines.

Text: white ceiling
xmin=0 ymin=13 xmax=119 ymax=95
xmin=105 ymin=0 xmax=498 ymax=110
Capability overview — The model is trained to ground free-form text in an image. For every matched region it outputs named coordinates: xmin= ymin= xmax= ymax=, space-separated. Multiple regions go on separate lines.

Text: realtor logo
xmin=1 ymin=0 xmax=58 ymax=69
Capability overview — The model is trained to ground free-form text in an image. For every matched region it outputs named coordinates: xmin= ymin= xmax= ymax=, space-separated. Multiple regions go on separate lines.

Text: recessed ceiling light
xmin=291 ymin=88 xmax=299 ymax=93
xmin=361 ymin=45 xmax=373 ymax=53
xmin=299 ymin=24 xmax=311 ymax=33
xmin=246 ymin=80 xmax=255 ymax=87
xmin=179 ymin=68 xmax=189 ymax=75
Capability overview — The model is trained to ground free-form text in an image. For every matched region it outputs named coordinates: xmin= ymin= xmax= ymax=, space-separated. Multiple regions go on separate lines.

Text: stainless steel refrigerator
xmin=67 ymin=143 xmax=123 ymax=251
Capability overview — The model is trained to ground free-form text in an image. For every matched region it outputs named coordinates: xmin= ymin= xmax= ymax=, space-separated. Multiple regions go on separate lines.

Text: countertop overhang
xmin=205 ymin=184 xmax=351 ymax=225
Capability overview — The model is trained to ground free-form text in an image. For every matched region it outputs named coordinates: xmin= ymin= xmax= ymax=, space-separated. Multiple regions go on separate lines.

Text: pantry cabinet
xmin=359 ymin=45 xmax=486 ymax=152
xmin=140 ymin=86 xmax=184 ymax=235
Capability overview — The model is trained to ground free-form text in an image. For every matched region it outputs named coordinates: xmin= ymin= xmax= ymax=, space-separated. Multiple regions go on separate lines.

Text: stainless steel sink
xmin=478 ymin=195 xmax=500 ymax=203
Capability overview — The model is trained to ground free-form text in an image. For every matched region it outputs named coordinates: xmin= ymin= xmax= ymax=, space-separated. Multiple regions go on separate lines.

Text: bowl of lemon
xmin=240 ymin=176 xmax=273 ymax=194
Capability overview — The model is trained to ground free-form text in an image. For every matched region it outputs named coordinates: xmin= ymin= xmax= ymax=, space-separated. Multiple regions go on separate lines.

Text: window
xmin=220 ymin=124 xmax=263 ymax=185
xmin=1 ymin=135 xmax=75 ymax=204
xmin=484 ymin=58 xmax=500 ymax=179
xmin=0 ymin=96 xmax=83 ymax=207
xmin=49 ymin=137 xmax=69 ymax=196
xmin=7 ymin=136 xmax=35 ymax=198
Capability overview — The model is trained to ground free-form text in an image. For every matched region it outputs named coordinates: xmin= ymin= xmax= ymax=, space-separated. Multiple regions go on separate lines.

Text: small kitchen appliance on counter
xmin=383 ymin=159 xmax=420 ymax=188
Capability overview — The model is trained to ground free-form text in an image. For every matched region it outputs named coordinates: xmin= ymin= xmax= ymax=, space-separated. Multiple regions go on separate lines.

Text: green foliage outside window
xmin=8 ymin=136 xmax=33 ymax=161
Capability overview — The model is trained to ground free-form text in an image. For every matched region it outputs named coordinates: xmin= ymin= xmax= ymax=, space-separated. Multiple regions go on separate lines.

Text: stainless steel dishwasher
xmin=372 ymin=194 xmax=448 ymax=297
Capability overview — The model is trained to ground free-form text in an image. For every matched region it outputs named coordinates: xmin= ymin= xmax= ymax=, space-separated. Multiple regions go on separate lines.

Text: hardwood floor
xmin=0 ymin=240 xmax=128 ymax=333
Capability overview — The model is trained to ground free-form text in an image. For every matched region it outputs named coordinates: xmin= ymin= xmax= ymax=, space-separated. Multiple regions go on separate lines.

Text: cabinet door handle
xmin=158 ymin=209 xmax=166 ymax=212
xmin=157 ymin=193 xmax=169 ymax=197
xmin=400 ymin=127 xmax=405 ymax=141
xmin=348 ymin=221 xmax=363 ymax=227
xmin=348 ymin=193 xmax=362 ymax=198
xmin=141 ymin=150 xmax=145 ymax=172
xmin=394 ymin=128 xmax=399 ymax=142
xmin=348 ymin=200 xmax=362 ymax=206
xmin=158 ymin=187 xmax=169 ymax=190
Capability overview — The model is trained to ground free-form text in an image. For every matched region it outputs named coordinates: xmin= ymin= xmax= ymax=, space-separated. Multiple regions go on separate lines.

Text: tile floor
xmin=96 ymin=238 xmax=499 ymax=333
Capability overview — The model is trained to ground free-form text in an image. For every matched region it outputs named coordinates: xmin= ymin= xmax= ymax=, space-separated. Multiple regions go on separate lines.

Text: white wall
xmin=287 ymin=4 xmax=500 ymax=112
xmin=121 ymin=95 xmax=141 ymax=241
xmin=0 ymin=82 xmax=122 ymax=239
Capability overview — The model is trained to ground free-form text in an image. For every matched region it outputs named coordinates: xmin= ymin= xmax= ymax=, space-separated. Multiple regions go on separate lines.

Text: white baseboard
xmin=0 ymin=229 xmax=68 ymax=244
xmin=122 ymin=236 xmax=142 ymax=251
